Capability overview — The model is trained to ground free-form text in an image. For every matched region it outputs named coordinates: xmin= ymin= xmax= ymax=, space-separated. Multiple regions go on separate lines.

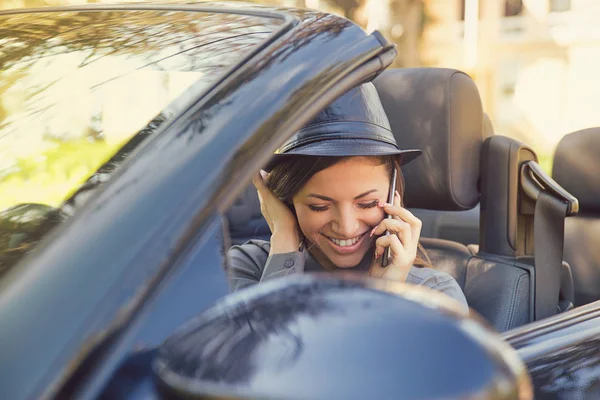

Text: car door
xmin=0 ymin=4 xmax=396 ymax=399
xmin=504 ymin=301 xmax=600 ymax=399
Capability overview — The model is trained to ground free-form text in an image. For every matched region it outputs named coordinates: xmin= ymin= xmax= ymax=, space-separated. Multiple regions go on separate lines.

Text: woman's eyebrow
xmin=353 ymin=189 xmax=378 ymax=199
xmin=307 ymin=194 xmax=334 ymax=201
xmin=307 ymin=189 xmax=378 ymax=202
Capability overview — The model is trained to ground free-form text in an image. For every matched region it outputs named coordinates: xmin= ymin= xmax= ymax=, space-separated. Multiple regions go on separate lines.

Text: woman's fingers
xmin=253 ymin=170 xmax=276 ymax=206
xmin=251 ymin=169 xmax=299 ymax=241
xmin=370 ymin=218 xmax=412 ymax=246
xmin=252 ymin=170 xmax=273 ymax=228
xmin=380 ymin=202 xmax=420 ymax=226
xmin=378 ymin=194 xmax=422 ymax=238
xmin=252 ymin=169 xmax=268 ymax=192
xmin=370 ymin=234 xmax=413 ymax=281
xmin=374 ymin=234 xmax=405 ymax=261
xmin=368 ymin=191 xmax=420 ymax=283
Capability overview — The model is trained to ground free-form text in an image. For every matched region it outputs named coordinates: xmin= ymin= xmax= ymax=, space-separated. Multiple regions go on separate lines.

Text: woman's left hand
xmin=368 ymin=191 xmax=422 ymax=282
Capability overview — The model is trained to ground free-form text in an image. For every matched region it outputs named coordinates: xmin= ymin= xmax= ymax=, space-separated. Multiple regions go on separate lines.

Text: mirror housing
xmin=153 ymin=274 xmax=532 ymax=400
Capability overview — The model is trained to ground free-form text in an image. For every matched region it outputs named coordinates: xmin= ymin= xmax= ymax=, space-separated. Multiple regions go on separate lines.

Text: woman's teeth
xmin=329 ymin=235 xmax=361 ymax=247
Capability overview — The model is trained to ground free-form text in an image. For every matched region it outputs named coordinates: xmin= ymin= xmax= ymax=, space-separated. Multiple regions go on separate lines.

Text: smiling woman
xmin=226 ymin=83 xmax=468 ymax=310
xmin=269 ymin=155 xmax=396 ymax=269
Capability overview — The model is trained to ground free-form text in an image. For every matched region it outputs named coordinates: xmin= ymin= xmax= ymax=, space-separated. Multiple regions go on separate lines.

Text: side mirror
xmin=153 ymin=274 xmax=532 ymax=399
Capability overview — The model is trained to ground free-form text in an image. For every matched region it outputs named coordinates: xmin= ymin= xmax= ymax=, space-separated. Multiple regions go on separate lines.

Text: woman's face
xmin=292 ymin=157 xmax=390 ymax=269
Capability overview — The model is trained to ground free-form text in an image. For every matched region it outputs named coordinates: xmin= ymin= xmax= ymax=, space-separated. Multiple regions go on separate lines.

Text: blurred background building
xmin=4 ymin=0 xmax=600 ymax=165
xmin=424 ymin=0 xmax=600 ymax=165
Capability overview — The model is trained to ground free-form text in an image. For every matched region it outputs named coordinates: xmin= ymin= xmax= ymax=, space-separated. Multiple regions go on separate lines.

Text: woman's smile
xmin=322 ymin=231 xmax=369 ymax=254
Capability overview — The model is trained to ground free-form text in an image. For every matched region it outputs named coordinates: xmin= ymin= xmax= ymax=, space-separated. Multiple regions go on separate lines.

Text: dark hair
xmin=265 ymin=155 xmax=432 ymax=268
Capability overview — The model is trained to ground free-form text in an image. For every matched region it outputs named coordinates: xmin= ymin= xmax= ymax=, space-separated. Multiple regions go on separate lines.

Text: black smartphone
xmin=381 ymin=168 xmax=397 ymax=267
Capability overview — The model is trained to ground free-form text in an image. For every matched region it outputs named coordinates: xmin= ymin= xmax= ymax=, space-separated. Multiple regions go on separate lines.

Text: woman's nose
xmin=331 ymin=207 xmax=360 ymax=238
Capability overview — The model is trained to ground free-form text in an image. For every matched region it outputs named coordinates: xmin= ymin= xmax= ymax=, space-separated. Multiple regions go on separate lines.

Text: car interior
xmin=408 ymin=112 xmax=494 ymax=247
xmin=2 ymin=67 xmax=593 ymax=399
xmin=552 ymin=127 xmax=600 ymax=307
xmin=225 ymin=67 xmax=595 ymax=333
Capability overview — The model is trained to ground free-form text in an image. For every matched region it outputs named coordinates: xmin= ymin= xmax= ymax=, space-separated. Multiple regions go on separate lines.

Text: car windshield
xmin=0 ymin=8 xmax=282 ymax=279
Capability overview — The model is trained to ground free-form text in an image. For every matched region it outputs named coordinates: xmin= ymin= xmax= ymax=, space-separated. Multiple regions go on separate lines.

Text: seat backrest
xmin=374 ymin=68 xmax=570 ymax=331
xmin=226 ymin=184 xmax=270 ymax=246
xmin=419 ymin=237 xmax=472 ymax=289
xmin=374 ymin=68 xmax=483 ymax=212
xmin=409 ymin=113 xmax=493 ymax=246
xmin=553 ymin=128 xmax=600 ymax=306
xmin=373 ymin=68 xmax=501 ymax=320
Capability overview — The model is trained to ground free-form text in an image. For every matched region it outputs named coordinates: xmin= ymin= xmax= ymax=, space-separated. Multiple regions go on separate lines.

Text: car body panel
xmin=87 ymin=216 xmax=230 ymax=400
xmin=504 ymin=301 xmax=600 ymax=398
xmin=0 ymin=3 xmax=394 ymax=399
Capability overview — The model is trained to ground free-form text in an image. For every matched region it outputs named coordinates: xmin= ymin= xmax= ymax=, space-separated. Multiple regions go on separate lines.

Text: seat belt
xmin=534 ymin=191 xmax=568 ymax=320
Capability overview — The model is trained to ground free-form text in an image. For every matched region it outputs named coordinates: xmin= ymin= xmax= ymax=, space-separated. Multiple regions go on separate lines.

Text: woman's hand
xmin=253 ymin=170 xmax=301 ymax=254
xmin=368 ymin=191 xmax=422 ymax=282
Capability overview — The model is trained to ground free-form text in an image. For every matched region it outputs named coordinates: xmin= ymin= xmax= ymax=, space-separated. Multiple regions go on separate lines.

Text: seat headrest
xmin=374 ymin=68 xmax=484 ymax=211
xmin=553 ymin=128 xmax=600 ymax=213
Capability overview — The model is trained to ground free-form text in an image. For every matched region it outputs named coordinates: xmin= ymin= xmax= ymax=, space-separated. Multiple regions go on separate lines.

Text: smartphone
xmin=381 ymin=168 xmax=397 ymax=267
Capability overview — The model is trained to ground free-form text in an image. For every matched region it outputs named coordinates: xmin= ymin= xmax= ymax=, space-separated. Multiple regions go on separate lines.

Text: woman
xmin=227 ymin=83 xmax=468 ymax=310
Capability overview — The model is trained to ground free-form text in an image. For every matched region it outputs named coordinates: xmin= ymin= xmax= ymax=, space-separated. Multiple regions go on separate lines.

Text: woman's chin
xmin=323 ymin=249 xmax=368 ymax=269
xmin=333 ymin=260 xmax=363 ymax=269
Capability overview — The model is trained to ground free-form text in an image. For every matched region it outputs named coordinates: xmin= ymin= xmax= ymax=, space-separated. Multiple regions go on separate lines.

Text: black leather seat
xmin=552 ymin=128 xmax=600 ymax=306
xmin=227 ymin=185 xmax=270 ymax=246
xmin=410 ymin=113 xmax=493 ymax=246
xmin=374 ymin=68 xmax=572 ymax=331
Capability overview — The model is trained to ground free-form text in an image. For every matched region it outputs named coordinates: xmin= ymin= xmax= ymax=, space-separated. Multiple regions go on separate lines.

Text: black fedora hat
xmin=265 ymin=82 xmax=422 ymax=171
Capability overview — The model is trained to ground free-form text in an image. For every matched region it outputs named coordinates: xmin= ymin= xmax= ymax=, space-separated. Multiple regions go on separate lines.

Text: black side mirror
xmin=153 ymin=274 xmax=532 ymax=399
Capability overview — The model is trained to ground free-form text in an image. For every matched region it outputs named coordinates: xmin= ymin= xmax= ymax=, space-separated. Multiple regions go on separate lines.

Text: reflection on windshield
xmin=0 ymin=10 xmax=278 ymax=209
xmin=0 ymin=9 xmax=281 ymax=279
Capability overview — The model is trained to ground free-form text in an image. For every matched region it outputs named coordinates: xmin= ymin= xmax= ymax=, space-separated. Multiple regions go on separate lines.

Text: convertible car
xmin=0 ymin=2 xmax=599 ymax=399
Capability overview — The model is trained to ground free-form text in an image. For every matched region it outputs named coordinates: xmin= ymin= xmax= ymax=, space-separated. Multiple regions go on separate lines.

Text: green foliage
xmin=0 ymin=137 xmax=125 ymax=210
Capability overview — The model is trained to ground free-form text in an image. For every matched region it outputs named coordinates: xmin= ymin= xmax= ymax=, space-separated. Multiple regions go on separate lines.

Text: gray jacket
xmin=227 ymin=240 xmax=469 ymax=312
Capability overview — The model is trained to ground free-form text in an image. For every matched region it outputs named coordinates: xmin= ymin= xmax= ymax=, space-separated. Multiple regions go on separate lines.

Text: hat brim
xmin=264 ymin=139 xmax=422 ymax=172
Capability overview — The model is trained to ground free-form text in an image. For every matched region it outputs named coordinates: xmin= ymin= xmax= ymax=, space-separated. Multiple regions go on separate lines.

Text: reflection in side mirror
xmin=153 ymin=274 xmax=532 ymax=400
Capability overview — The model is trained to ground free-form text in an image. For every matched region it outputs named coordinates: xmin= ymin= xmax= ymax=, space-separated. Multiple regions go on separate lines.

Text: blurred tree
xmin=240 ymin=0 xmax=429 ymax=67
xmin=389 ymin=0 xmax=426 ymax=67
xmin=327 ymin=0 xmax=427 ymax=67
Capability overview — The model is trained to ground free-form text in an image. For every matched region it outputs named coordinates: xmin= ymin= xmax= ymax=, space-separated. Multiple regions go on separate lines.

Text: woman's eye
xmin=357 ymin=201 xmax=378 ymax=209
xmin=308 ymin=204 xmax=329 ymax=212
